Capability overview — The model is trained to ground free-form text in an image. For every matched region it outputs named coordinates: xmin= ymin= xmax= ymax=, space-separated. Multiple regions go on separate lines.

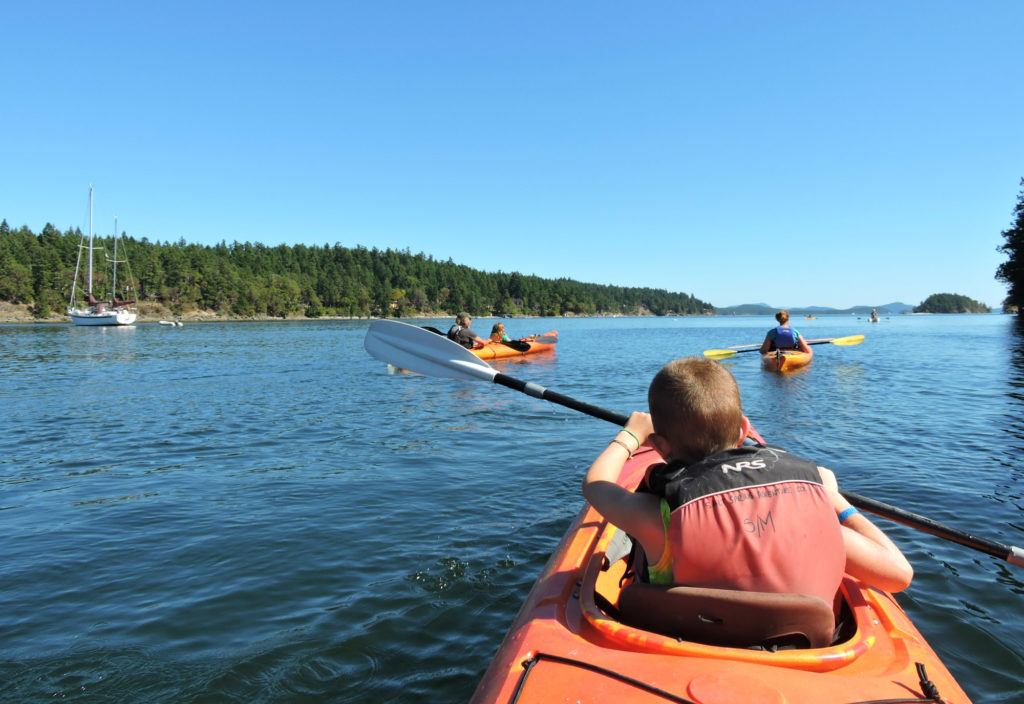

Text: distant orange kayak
xmin=762 ymin=348 xmax=813 ymax=373
xmin=471 ymin=331 xmax=557 ymax=360
xmin=471 ymin=444 xmax=970 ymax=703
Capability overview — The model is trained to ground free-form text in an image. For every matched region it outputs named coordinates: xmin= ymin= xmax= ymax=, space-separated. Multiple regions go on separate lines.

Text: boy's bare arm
xmin=818 ymin=467 xmax=914 ymax=592
xmin=583 ymin=413 xmax=664 ymax=559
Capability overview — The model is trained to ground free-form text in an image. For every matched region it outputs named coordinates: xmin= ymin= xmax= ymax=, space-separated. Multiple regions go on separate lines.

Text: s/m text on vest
xmin=743 ymin=512 xmax=776 ymax=537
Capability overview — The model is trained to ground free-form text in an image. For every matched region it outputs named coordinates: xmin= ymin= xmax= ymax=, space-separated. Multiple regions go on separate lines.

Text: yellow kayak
xmin=762 ymin=348 xmax=812 ymax=373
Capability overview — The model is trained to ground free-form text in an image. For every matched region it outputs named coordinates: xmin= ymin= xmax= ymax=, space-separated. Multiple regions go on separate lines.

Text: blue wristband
xmin=838 ymin=507 xmax=859 ymax=524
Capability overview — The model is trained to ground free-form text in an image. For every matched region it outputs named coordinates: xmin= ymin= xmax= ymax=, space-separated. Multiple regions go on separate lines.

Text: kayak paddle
xmin=365 ymin=320 xmax=622 ymax=424
xmin=501 ymin=339 xmax=533 ymax=352
xmin=704 ymin=334 xmax=865 ymax=360
xmin=363 ymin=320 xmax=1023 ymax=569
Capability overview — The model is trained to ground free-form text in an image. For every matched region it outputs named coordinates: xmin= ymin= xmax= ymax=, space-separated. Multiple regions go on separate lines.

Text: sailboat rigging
xmin=67 ymin=187 xmax=138 ymax=326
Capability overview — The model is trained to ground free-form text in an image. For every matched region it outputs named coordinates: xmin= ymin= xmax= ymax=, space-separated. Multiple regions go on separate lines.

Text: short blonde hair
xmin=648 ymin=358 xmax=742 ymax=464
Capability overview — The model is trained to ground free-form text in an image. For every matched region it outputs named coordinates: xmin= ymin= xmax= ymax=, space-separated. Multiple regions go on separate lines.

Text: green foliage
xmin=0 ymin=220 xmax=713 ymax=317
xmin=913 ymin=293 xmax=990 ymax=314
xmin=996 ymin=178 xmax=1024 ymax=313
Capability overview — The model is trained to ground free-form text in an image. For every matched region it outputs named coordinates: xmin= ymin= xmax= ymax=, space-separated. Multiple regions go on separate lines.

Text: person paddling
xmin=582 ymin=358 xmax=912 ymax=637
xmin=760 ymin=309 xmax=813 ymax=356
xmin=447 ymin=312 xmax=487 ymax=349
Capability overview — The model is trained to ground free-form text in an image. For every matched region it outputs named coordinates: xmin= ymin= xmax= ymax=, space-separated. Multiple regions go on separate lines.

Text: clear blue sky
xmin=3 ymin=2 xmax=1022 ymax=309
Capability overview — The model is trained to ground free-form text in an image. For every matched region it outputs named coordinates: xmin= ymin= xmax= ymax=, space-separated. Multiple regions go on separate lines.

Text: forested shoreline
xmin=0 ymin=220 xmax=712 ymax=320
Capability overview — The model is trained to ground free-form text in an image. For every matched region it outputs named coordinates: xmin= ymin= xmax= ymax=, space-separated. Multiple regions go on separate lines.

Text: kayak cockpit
xmin=616 ymin=581 xmax=836 ymax=650
xmin=579 ymin=527 xmax=874 ymax=673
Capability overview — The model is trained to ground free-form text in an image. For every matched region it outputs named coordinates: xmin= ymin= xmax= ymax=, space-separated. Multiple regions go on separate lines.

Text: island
xmin=913 ymin=293 xmax=991 ymax=314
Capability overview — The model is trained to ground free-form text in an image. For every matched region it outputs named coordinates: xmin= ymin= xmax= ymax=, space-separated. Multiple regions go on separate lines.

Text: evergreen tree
xmin=996 ymin=178 xmax=1024 ymax=313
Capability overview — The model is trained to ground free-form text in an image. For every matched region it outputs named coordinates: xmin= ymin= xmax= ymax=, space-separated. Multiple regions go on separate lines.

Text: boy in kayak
xmin=582 ymin=357 xmax=912 ymax=609
xmin=447 ymin=312 xmax=487 ymax=349
xmin=760 ymin=309 xmax=813 ymax=355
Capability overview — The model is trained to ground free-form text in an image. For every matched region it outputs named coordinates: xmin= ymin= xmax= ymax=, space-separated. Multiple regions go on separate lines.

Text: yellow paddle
xmin=703 ymin=334 xmax=865 ymax=360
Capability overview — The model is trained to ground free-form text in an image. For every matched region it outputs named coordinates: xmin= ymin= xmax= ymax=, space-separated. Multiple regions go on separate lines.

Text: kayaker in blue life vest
xmin=447 ymin=312 xmax=487 ymax=349
xmin=582 ymin=358 xmax=913 ymax=620
xmin=760 ymin=309 xmax=813 ymax=356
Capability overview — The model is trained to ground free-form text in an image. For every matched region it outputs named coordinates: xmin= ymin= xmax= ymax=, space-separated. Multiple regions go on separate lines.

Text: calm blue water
xmin=1 ymin=315 xmax=1022 ymax=703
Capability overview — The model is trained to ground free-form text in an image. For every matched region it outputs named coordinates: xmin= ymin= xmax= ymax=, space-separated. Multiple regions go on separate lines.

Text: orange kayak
xmin=471 ymin=331 xmax=558 ymax=361
xmin=762 ymin=348 xmax=813 ymax=373
xmin=471 ymin=445 xmax=970 ymax=704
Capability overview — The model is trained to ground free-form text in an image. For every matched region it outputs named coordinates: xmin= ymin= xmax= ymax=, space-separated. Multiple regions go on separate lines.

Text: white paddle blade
xmin=364 ymin=319 xmax=498 ymax=382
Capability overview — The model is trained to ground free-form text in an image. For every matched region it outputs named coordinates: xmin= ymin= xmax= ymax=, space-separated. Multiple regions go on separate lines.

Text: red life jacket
xmin=646 ymin=446 xmax=844 ymax=606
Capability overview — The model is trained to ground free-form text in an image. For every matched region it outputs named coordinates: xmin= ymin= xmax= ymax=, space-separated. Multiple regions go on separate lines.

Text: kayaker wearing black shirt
xmin=447 ymin=312 xmax=486 ymax=349
xmin=583 ymin=358 xmax=913 ymax=604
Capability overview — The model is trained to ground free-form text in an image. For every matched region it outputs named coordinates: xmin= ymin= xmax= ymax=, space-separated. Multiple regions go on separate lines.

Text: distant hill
xmin=877 ymin=302 xmax=914 ymax=314
xmin=716 ymin=304 xmax=778 ymax=315
xmin=715 ymin=302 xmax=913 ymax=316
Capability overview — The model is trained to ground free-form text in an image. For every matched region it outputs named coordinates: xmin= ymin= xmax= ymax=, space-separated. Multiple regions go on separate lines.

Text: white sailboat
xmin=67 ymin=187 xmax=138 ymax=326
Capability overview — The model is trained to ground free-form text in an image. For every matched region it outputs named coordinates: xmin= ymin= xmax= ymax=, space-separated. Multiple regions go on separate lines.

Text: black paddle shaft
xmin=843 ymin=491 xmax=1019 ymax=562
xmin=492 ymin=373 xmax=629 ymax=426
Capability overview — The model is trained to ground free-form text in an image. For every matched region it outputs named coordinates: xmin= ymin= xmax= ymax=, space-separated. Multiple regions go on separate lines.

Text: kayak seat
xmin=617 ymin=582 xmax=835 ymax=650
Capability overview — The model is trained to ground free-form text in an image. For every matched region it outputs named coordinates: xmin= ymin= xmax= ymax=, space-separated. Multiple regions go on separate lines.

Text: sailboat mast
xmin=112 ymin=216 xmax=118 ymax=297
xmin=87 ymin=186 xmax=94 ymax=296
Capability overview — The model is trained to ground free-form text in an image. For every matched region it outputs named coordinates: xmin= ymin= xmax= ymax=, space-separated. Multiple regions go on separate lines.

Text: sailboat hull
xmin=68 ymin=308 xmax=137 ymax=326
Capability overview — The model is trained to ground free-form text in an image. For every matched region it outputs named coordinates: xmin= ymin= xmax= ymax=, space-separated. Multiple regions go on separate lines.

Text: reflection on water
xmin=832 ymin=362 xmax=866 ymax=387
xmin=1006 ymin=316 xmax=1024 ymax=452
xmin=489 ymin=350 xmax=559 ymax=372
xmin=1009 ymin=316 xmax=1024 ymax=400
